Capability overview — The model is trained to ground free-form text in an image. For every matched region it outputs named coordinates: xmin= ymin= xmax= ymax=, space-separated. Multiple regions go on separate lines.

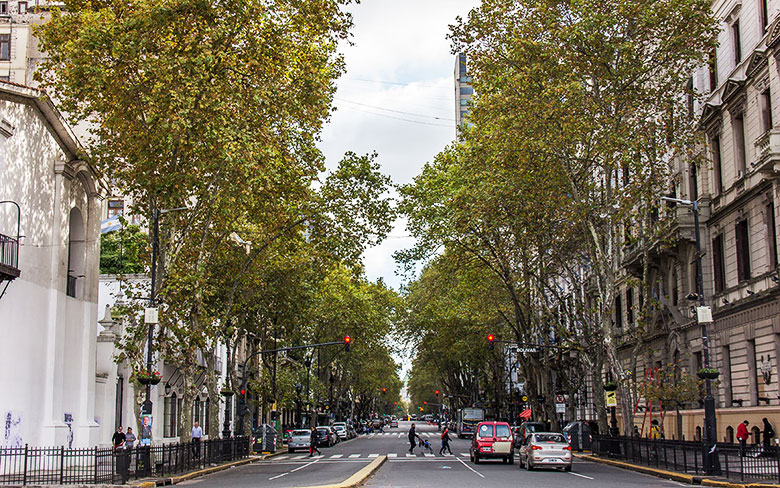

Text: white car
xmin=518 ymin=432 xmax=572 ymax=471
xmin=332 ymin=422 xmax=349 ymax=440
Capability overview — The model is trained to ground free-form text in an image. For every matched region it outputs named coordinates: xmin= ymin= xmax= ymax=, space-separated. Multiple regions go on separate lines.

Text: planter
xmin=221 ymin=390 xmax=234 ymax=397
xmin=137 ymin=376 xmax=162 ymax=386
xmin=604 ymin=383 xmax=618 ymax=392
xmin=697 ymin=370 xmax=719 ymax=380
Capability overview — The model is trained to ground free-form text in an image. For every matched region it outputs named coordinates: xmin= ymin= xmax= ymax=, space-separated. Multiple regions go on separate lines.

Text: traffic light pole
xmin=236 ymin=338 xmax=350 ymax=434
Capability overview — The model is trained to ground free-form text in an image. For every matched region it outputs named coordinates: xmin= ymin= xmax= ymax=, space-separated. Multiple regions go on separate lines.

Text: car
xmin=410 ymin=414 xmax=418 ymax=421
xmin=332 ymin=423 xmax=349 ymax=440
xmin=315 ymin=426 xmax=335 ymax=447
xmin=287 ymin=429 xmax=312 ymax=452
xmin=518 ymin=432 xmax=572 ymax=471
xmin=390 ymin=419 xmax=398 ymax=428
xmin=517 ymin=421 xmax=546 ymax=445
xmin=469 ymin=421 xmax=514 ymax=464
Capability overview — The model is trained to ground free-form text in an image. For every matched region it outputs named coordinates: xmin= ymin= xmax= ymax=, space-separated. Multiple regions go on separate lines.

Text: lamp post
xmin=661 ymin=196 xmax=721 ymax=476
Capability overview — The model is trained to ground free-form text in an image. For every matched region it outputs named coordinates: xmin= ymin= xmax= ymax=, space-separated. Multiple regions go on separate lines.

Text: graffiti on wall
xmin=2 ymin=411 xmax=22 ymax=447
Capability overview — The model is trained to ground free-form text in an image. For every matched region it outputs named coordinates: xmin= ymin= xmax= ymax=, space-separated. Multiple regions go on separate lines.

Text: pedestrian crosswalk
xmin=274 ymin=452 xmax=468 ymax=461
xmin=363 ymin=432 xmax=439 ymax=438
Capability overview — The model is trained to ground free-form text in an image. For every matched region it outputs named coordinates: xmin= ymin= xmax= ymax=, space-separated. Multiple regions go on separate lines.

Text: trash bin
xmin=563 ymin=421 xmax=593 ymax=452
xmin=260 ymin=424 xmax=278 ymax=453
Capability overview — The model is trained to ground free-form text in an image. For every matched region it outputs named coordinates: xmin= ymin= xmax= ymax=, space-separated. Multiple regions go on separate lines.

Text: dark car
xmin=517 ymin=421 xmax=546 ymax=444
xmin=315 ymin=426 xmax=334 ymax=447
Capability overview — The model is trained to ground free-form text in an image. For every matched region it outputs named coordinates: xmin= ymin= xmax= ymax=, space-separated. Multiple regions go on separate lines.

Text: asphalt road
xmin=179 ymin=421 xmax=693 ymax=487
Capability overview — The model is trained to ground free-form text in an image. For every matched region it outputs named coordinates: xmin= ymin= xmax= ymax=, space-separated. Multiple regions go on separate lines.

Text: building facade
xmin=454 ymin=53 xmax=473 ymax=131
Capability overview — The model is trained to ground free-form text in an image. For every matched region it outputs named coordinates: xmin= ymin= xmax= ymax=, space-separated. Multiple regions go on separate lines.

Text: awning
xmin=519 ymin=408 xmax=532 ymax=419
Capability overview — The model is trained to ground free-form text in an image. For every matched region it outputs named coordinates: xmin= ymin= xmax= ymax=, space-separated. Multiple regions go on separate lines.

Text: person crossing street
xmin=309 ymin=428 xmax=321 ymax=457
xmin=408 ymin=423 xmax=418 ymax=454
xmin=439 ymin=426 xmax=453 ymax=455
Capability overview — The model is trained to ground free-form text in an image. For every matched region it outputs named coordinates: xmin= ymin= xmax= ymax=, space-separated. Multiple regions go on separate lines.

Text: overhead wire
xmin=337 ymin=104 xmax=453 ymax=127
xmin=334 ymin=97 xmax=455 ymax=122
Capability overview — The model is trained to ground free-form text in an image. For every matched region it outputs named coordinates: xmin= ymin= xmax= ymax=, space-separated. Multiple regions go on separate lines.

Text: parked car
xmin=332 ymin=423 xmax=349 ymax=440
xmin=390 ymin=419 xmax=399 ymax=428
xmin=518 ymin=432 xmax=572 ymax=471
xmin=287 ymin=429 xmax=312 ymax=452
xmin=315 ymin=426 xmax=335 ymax=447
xmin=469 ymin=421 xmax=514 ymax=464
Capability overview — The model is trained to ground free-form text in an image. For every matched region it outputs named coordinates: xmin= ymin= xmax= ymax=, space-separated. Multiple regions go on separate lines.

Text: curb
xmin=296 ymin=455 xmax=387 ymax=488
xmin=130 ymin=456 xmax=260 ymax=487
xmin=574 ymin=453 xmax=780 ymax=488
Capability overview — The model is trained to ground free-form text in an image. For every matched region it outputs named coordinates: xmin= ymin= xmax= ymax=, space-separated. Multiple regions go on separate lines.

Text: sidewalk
xmin=575 ymin=452 xmax=780 ymax=488
xmin=129 ymin=448 xmax=287 ymax=487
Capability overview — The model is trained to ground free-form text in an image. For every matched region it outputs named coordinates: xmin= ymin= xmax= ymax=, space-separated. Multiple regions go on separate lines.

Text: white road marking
xmin=292 ymin=455 xmax=308 ymax=459
xmin=330 ymin=454 xmax=343 ymax=458
xmin=368 ymin=454 xmax=379 ymax=458
xmin=387 ymin=453 xmax=397 ymax=458
xmin=456 ymin=456 xmax=485 ymax=478
xmin=349 ymin=454 xmax=361 ymax=458
xmin=397 ymin=433 xmax=402 ymax=438
xmin=568 ymin=472 xmax=594 ymax=480
xmin=460 ymin=453 xmax=469 ymax=457
xmin=424 ymin=453 xmax=435 ymax=457
xmin=268 ymin=457 xmax=320 ymax=480
xmin=406 ymin=453 xmax=416 ymax=457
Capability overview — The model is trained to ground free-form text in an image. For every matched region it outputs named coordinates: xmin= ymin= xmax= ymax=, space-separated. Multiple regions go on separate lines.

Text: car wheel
xmin=564 ymin=465 xmax=572 ymax=472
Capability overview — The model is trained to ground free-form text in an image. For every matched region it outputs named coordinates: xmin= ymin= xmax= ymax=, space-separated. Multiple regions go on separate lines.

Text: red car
xmin=469 ymin=421 xmax=514 ymax=464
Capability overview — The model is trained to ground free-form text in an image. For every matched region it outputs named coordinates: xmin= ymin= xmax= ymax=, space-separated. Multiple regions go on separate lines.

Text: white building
xmin=0 ymin=81 xmax=104 ymax=448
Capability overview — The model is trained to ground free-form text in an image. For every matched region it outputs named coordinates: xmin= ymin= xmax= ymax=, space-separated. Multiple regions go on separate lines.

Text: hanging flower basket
xmin=604 ymin=382 xmax=618 ymax=392
xmin=135 ymin=371 xmax=162 ymax=385
xmin=220 ymin=389 xmax=234 ymax=397
xmin=697 ymin=368 xmax=719 ymax=380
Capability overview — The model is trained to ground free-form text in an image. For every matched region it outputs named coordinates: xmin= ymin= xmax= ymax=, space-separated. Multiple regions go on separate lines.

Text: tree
xmin=100 ymin=222 xmax=148 ymax=274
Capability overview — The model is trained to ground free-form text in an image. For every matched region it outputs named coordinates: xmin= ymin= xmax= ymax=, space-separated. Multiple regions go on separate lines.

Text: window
xmin=768 ymin=202 xmax=778 ymax=269
xmin=0 ymin=34 xmax=10 ymax=61
xmin=67 ymin=208 xmax=85 ymax=299
xmin=17 ymin=1 xmax=26 ymax=13
xmin=711 ymin=135 xmax=723 ymax=195
xmin=761 ymin=0 xmax=770 ymax=31
xmin=194 ymin=397 xmax=201 ymax=424
xmin=689 ymin=163 xmax=698 ymax=201
xmin=761 ymin=89 xmax=773 ymax=133
xmin=478 ymin=424 xmax=494 ymax=438
xmin=713 ymin=234 xmax=725 ymax=292
xmin=115 ymin=377 xmax=124 ymax=430
xmin=733 ymin=20 xmax=742 ymax=64
xmin=626 ymin=288 xmax=634 ymax=324
xmin=459 ymin=86 xmax=473 ymax=95
xmin=614 ymin=293 xmax=623 ymax=328
xmin=686 ymin=77 xmax=694 ymax=120
xmin=736 ymin=218 xmax=751 ymax=281
xmin=733 ymin=113 xmax=747 ymax=174
xmin=164 ymin=393 xmax=178 ymax=438
xmin=709 ymin=49 xmax=718 ymax=91
xmin=0 ymin=2 xmax=7 ymax=14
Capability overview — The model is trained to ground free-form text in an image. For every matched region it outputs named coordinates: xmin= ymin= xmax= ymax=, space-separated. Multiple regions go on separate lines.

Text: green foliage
xmin=99 ymin=223 xmax=148 ymax=274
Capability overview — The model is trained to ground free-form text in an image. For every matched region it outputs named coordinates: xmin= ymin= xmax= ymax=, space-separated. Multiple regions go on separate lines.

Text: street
xmin=180 ymin=422 xmax=690 ymax=487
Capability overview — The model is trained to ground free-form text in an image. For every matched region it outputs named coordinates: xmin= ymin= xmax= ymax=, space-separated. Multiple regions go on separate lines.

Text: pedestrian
xmin=737 ymin=420 xmax=750 ymax=455
xmin=112 ymin=426 xmax=126 ymax=449
xmin=191 ymin=421 xmax=203 ymax=458
xmin=309 ymin=428 xmax=321 ymax=457
xmin=439 ymin=426 xmax=453 ymax=456
xmin=633 ymin=425 xmax=640 ymax=437
xmin=125 ymin=427 xmax=136 ymax=449
xmin=408 ymin=423 xmax=417 ymax=454
xmin=763 ymin=418 xmax=775 ymax=451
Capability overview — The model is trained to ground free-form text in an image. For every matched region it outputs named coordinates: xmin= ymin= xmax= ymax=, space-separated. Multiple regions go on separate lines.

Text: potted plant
xmin=135 ymin=370 xmax=162 ymax=385
xmin=697 ymin=368 xmax=719 ymax=380
xmin=604 ymin=381 xmax=618 ymax=392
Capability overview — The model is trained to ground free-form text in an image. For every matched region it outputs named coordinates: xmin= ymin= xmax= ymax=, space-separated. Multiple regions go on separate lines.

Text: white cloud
xmin=319 ymin=0 xmax=479 ymax=290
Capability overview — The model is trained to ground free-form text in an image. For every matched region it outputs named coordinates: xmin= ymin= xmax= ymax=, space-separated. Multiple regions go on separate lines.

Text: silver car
xmin=518 ymin=432 xmax=572 ymax=471
xmin=287 ymin=429 xmax=312 ymax=453
xmin=332 ymin=423 xmax=349 ymax=440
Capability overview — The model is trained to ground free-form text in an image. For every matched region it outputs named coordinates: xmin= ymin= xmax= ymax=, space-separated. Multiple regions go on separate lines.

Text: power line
xmin=334 ymin=97 xmax=455 ymax=122
xmin=343 ymin=77 xmax=445 ymax=89
xmin=338 ymin=104 xmax=453 ymax=128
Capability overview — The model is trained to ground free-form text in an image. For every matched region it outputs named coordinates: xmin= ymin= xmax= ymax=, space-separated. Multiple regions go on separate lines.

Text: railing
xmin=593 ymin=435 xmax=780 ymax=483
xmin=0 ymin=232 xmax=18 ymax=272
xmin=0 ymin=436 xmax=250 ymax=485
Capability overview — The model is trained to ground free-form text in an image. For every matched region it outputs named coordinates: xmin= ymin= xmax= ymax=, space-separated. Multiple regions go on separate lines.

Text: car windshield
xmin=478 ymin=424 xmax=494 ymax=437
xmin=292 ymin=430 xmax=310 ymax=436
xmin=535 ymin=434 xmax=566 ymax=443
xmin=496 ymin=425 xmax=511 ymax=437
xmin=333 ymin=426 xmax=345 ymax=431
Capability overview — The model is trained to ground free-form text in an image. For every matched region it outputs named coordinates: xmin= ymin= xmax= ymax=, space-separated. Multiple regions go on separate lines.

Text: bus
xmin=456 ymin=408 xmax=484 ymax=438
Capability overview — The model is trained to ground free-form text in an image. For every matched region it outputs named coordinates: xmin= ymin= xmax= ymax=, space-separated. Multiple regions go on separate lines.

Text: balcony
xmin=753 ymin=129 xmax=780 ymax=176
xmin=0 ymin=231 xmax=19 ymax=281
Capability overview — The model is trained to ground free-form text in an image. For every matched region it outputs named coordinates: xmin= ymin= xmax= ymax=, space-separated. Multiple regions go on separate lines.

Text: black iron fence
xmin=0 ymin=436 xmax=250 ymax=485
xmin=593 ymin=435 xmax=780 ymax=483
xmin=0 ymin=232 xmax=19 ymax=271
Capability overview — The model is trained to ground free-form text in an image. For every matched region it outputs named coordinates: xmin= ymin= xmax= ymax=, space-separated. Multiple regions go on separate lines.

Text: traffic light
xmin=424 ymin=401 xmax=427 ymax=405
xmin=488 ymin=334 xmax=495 ymax=350
xmin=238 ymin=388 xmax=249 ymax=416
xmin=419 ymin=407 xmax=424 ymax=412
xmin=343 ymin=335 xmax=351 ymax=352
xmin=382 ymin=387 xmax=387 ymax=393
xmin=394 ymin=401 xmax=398 ymax=405
xmin=435 ymin=390 xmax=440 ymax=397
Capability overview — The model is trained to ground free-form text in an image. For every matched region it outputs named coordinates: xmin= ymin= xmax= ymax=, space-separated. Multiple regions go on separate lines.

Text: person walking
xmin=737 ymin=420 xmax=750 ymax=456
xmin=125 ymin=428 xmax=136 ymax=449
xmin=439 ymin=426 xmax=453 ymax=456
xmin=112 ymin=426 xmax=126 ymax=449
xmin=191 ymin=421 xmax=203 ymax=459
xmin=309 ymin=428 xmax=321 ymax=457
xmin=408 ymin=423 xmax=417 ymax=454
xmin=763 ymin=418 xmax=775 ymax=451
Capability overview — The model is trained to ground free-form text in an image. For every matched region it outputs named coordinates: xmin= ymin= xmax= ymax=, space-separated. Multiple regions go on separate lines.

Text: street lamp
xmin=660 ymin=196 xmax=720 ymax=476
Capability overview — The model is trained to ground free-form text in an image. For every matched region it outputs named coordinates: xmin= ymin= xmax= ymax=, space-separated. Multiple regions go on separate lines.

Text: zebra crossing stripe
xmin=293 ymin=455 xmax=308 ymax=459
xmin=368 ymin=454 xmax=379 ymax=458
xmin=330 ymin=454 xmax=343 ymax=459
xmin=424 ymin=453 xmax=434 ymax=457
xmin=460 ymin=453 xmax=469 ymax=457
xmin=405 ymin=453 xmax=416 ymax=458
xmin=387 ymin=453 xmax=397 ymax=458
xmin=349 ymin=454 xmax=361 ymax=458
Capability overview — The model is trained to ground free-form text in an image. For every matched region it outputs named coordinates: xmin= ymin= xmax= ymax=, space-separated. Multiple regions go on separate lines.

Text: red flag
xmin=519 ymin=408 xmax=532 ymax=419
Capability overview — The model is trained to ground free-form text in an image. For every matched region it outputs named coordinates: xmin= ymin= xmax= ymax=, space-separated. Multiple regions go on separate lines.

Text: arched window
xmin=164 ymin=392 xmax=178 ymax=438
xmin=752 ymin=426 xmax=761 ymax=445
xmin=726 ymin=426 xmax=734 ymax=443
xmin=66 ymin=208 xmax=85 ymax=298
xmin=695 ymin=426 xmax=702 ymax=442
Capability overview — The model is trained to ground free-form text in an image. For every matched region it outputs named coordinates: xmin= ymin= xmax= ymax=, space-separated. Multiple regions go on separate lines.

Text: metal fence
xmin=0 ymin=437 xmax=250 ymax=485
xmin=593 ymin=435 xmax=780 ymax=483
xmin=0 ymin=232 xmax=19 ymax=271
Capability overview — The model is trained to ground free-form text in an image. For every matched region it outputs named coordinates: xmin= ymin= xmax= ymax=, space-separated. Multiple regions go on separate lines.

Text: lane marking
xmin=387 ymin=453 xmax=397 ymax=458
xmin=568 ymin=472 xmax=594 ymax=480
xmin=460 ymin=453 xmax=469 ymax=457
xmin=349 ymin=454 xmax=361 ymax=458
xmin=424 ymin=453 xmax=435 ymax=457
xmin=292 ymin=455 xmax=308 ymax=459
xmin=268 ymin=457 xmax=320 ymax=480
xmin=456 ymin=456 xmax=485 ymax=478
xmin=330 ymin=454 xmax=343 ymax=458
xmin=406 ymin=453 xmax=416 ymax=457
xmin=368 ymin=454 xmax=379 ymax=458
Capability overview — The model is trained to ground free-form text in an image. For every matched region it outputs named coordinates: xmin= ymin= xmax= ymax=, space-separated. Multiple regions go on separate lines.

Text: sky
xmin=318 ymin=0 xmax=480 ymax=291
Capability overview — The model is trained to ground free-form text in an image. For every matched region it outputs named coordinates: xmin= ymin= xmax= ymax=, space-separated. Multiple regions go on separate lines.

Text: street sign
xmin=521 ymin=395 xmax=528 ymax=402
xmin=555 ymin=394 xmax=565 ymax=404
xmin=518 ymin=347 xmax=538 ymax=353
xmin=556 ymin=403 xmax=566 ymax=414
xmin=696 ymin=306 xmax=713 ymax=323
xmin=606 ymin=390 xmax=617 ymax=407
xmin=144 ymin=307 xmax=158 ymax=324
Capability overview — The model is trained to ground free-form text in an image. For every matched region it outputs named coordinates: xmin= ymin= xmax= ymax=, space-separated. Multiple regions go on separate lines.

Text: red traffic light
xmin=424 ymin=401 xmax=427 ymax=405
xmin=343 ymin=335 xmax=351 ymax=344
xmin=382 ymin=387 xmax=387 ymax=393
xmin=394 ymin=401 xmax=397 ymax=405
xmin=487 ymin=334 xmax=495 ymax=342
xmin=435 ymin=390 xmax=440 ymax=396
xmin=239 ymin=389 xmax=246 ymax=396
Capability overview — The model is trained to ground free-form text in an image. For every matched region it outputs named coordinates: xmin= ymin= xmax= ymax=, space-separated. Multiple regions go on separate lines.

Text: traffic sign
xmin=556 ymin=403 xmax=566 ymax=414
xmin=555 ymin=394 xmax=565 ymax=404
xmin=521 ymin=395 xmax=528 ymax=402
